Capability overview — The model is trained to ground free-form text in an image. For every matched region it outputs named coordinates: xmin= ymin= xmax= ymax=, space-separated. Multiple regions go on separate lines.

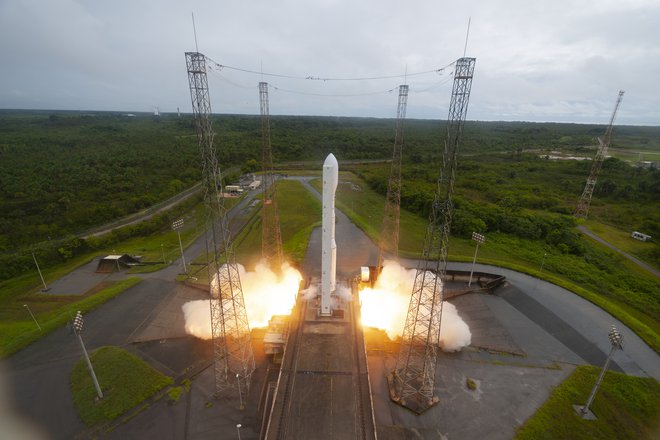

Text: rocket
xmin=321 ymin=153 xmax=338 ymax=316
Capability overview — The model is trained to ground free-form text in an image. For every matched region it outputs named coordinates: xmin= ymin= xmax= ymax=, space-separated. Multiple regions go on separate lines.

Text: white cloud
xmin=0 ymin=0 xmax=658 ymax=124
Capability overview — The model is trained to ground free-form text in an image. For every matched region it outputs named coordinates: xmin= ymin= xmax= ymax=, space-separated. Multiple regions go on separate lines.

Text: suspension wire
xmin=269 ymin=84 xmax=398 ymax=97
xmin=208 ymin=62 xmax=454 ymax=98
xmin=205 ymin=55 xmax=455 ymax=82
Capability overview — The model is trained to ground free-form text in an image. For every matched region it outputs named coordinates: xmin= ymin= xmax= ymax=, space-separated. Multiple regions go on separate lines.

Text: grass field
xmin=70 ymin=346 xmax=173 ymax=427
xmin=232 ymin=179 xmax=321 ymax=268
xmin=515 ymin=365 xmax=660 ymax=440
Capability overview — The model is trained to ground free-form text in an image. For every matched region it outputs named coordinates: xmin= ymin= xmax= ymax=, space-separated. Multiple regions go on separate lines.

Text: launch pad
xmin=263 ymin=280 xmax=377 ymax=440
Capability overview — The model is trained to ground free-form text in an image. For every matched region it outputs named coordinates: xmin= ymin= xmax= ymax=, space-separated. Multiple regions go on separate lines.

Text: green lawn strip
xmin=515 ymin=365 xmax=660 ymax=440
xmin=70 ymin=346 xmax=173 ymax=427
xmin=1 ymin=278 xmax=142 ymax=357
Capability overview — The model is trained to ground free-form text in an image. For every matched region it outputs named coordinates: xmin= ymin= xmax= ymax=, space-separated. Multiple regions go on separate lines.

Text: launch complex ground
xmin=3 ymin=176 xmax=659 ymax=440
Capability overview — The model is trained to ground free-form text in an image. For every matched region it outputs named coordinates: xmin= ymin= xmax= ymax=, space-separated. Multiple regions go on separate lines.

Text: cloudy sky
xmin=1 ymin=0 xmax=658 ymax=125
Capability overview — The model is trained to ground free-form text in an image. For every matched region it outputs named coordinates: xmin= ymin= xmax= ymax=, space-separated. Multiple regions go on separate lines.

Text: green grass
xmin=70 ymin=346 xmax=173 ymax=427
xmin=515 ymin=366 xmax=660 ymax=440
xmin=0 ymin=278 xmax=142 ymax=357
xmin=231 ymin=179 xmax=322 ymax=267
xmin=583 ymin=219 xmax=659 ymax=270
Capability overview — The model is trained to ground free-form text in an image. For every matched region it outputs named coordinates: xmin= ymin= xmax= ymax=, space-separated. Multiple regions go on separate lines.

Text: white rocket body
xmin=321 ymin=153 xmax=338 ymax=316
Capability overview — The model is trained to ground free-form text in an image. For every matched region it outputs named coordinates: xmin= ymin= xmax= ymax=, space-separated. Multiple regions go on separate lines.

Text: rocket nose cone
xmin=323 ymin=153 xmax=338 ymax=168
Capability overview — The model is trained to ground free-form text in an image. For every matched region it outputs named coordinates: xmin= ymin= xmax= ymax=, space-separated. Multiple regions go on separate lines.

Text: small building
xmin=631 ymin=231 xmax=652 ymax=242
xmin=248 ymin=180 xmax=262 ymax=190
xmin=96 ymin=254 xmax=141 ymax=273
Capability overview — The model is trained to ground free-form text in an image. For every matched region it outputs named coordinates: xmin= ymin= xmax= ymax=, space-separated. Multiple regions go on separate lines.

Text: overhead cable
xmin=205 ymin=55 xmax=455 ymax=82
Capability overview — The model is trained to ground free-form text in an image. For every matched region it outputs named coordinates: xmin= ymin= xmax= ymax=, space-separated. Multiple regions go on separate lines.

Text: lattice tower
xmin=575 ymin=90 xmax=624 ymax=219
xmin=259 ymin=82 xmax=283 ymax=268
xmin=391 ymin=57 xmax=476 ymax=414
xmin=185 ymin=52 xmax=255 ymax=397
xmin=378 ymin=85 xmax=409 ymax=269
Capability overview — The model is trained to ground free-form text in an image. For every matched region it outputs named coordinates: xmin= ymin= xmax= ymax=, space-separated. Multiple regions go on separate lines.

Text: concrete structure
xmin=95 ymin=254 xmax=140 ymax=273
xmin=321 ymin=153 xmax=338 ymax=316
xmin=264 ymin=283 xmax=377 ymax=440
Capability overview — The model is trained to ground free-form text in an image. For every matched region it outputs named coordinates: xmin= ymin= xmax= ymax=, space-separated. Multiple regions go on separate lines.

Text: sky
xmin=1 ymin=0 xmax=659 ymax=125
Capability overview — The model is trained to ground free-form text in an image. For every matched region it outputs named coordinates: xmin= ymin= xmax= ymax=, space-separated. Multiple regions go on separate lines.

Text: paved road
xmin=577 ymin=225 xmax=659 ymax=277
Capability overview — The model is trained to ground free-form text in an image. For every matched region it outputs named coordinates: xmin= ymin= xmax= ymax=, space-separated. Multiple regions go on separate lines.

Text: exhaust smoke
xmin=359 ymin=260 xmax=471 ymax=352
xmin=182 ymin=261 xmax=302 ymax=339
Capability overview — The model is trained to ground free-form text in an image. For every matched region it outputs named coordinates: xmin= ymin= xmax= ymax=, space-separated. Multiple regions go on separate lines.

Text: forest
xmin=0 ymin=109 xmax=659 ymax=281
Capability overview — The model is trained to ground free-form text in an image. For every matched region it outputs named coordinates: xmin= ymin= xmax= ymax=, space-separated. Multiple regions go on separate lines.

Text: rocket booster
xmin=321 ymin=153 xmax=338 ymax=316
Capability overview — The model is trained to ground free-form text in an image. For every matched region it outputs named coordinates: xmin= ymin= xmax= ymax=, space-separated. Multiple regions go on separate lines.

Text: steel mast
xmin=185 ymin=52 xmax=255 ymax=397
xmin=390 ymin=57 xmax=476 ymax=414
xmin=575 ymin=90 xmax=624 ymax=219
xmin=259 ymin=82 xmax=283 ymax=268
xmin=378 ymin=84 xmax=409 ymax=269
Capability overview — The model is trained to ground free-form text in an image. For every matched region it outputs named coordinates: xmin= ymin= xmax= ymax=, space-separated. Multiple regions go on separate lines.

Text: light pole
xmin=574 ymin=325 xmax=624 ymax=419
xmin=73 ymin=311 xmax=104 ymax=400
xmin=32 ymin=253 xmax=50 ymax=292
xmin=172 ymin=218 xmax=187 ymax=274
xmin=236 ymin=373 xmax=244 ymax=410
xmin=468 ymin=232 xmax=486 ymax=287
xmin=236 ymin=423 xmax=242 ymax=440
xmin=161 ymin=243 xmax=166 ymax=265
xmin=540 ymin=252 xmax=548 ymax=273
xmin=23 ymin=304 xmax=41 ymax=331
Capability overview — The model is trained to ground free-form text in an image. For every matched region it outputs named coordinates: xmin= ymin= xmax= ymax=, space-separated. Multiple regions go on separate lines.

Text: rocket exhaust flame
xmin=359 ymin=260 xmax=471 ymax=352
xmin=182 ymin=261 xmax=302 ymax=339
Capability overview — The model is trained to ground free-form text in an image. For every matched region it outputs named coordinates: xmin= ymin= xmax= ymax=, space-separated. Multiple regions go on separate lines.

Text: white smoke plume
xmin=360 ymin=260 xmax=471 ymax=352
xmin=301 ymin=284 xmax=318 ymax=301
xmin=182 ymin=261 xmax=302 ymax=339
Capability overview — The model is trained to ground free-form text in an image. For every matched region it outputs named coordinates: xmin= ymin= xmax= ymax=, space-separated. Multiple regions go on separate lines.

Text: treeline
xmin=353 ymin=154 xmax=660 ymax=261
xmin=1 ymin=110 xmax=659 ymax=257
xmin=0 ymin=193 xmax=202 ymax=282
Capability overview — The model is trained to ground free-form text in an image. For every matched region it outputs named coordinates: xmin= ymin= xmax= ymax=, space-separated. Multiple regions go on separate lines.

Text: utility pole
xmin=23 ymin=304 xmax=41 ymax=331
xmin=185 ymin=51 xmax=255 ymax=398
xmin=378 ymin=84 xmax=409 ymax=269
xmin=575 ymin=91 xmax=624 ymax=219
xmin=390 ymin=57 xmax=476 ymax=414
xmin=32 ymin=253 xmax=49 ymax=292
xmin=259 ymin=82 xmax=283 ymax=269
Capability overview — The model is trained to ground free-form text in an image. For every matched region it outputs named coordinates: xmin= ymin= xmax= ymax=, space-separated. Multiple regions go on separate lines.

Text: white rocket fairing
xmin=321 ymin=153 xmax=338 ymax=316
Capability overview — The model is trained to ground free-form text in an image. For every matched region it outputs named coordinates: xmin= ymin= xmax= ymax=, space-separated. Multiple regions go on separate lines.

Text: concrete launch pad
xmin=264 ymin=286 xmax=377 ymax=440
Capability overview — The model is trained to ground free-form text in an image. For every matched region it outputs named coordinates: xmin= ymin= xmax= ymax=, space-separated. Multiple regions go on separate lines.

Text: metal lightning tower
xmin=575 ymin=90 xmax=624 ymax=219
xmin=378 ymin=84 xmax=409 ymax=269
xmin=391 ymin=57 xmax=476 ymax=414
xmin=259 ymin=82 xmax=283 ymax=268
xmin=185 ymin=52 xmax=255 ymax=397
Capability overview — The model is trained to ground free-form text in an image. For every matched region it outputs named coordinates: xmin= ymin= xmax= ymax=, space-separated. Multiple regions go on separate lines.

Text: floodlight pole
xmin=32 ymin=253 xmax=49 ymax=292
xmin=23 ymin=304 xmax=41 ymax=331
xmin=236 ymin=424 xmax=242 ymax=440
xmin=540 ymin=252 xmax=548 ymax=273
xmin=575 ymin=325 xmax=623 ymax=419
xmin=468 ymin=232 xmax=486 ymax=287
xmin=73 ymin=311 xmax=103 ymax=400
xmin=236 ymin=373 xmax=244 ymax=410
xmin=172 ymin=218 xmax=187 ymax=273
xmin=161 ymin=244 xmax=166 ymax=264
